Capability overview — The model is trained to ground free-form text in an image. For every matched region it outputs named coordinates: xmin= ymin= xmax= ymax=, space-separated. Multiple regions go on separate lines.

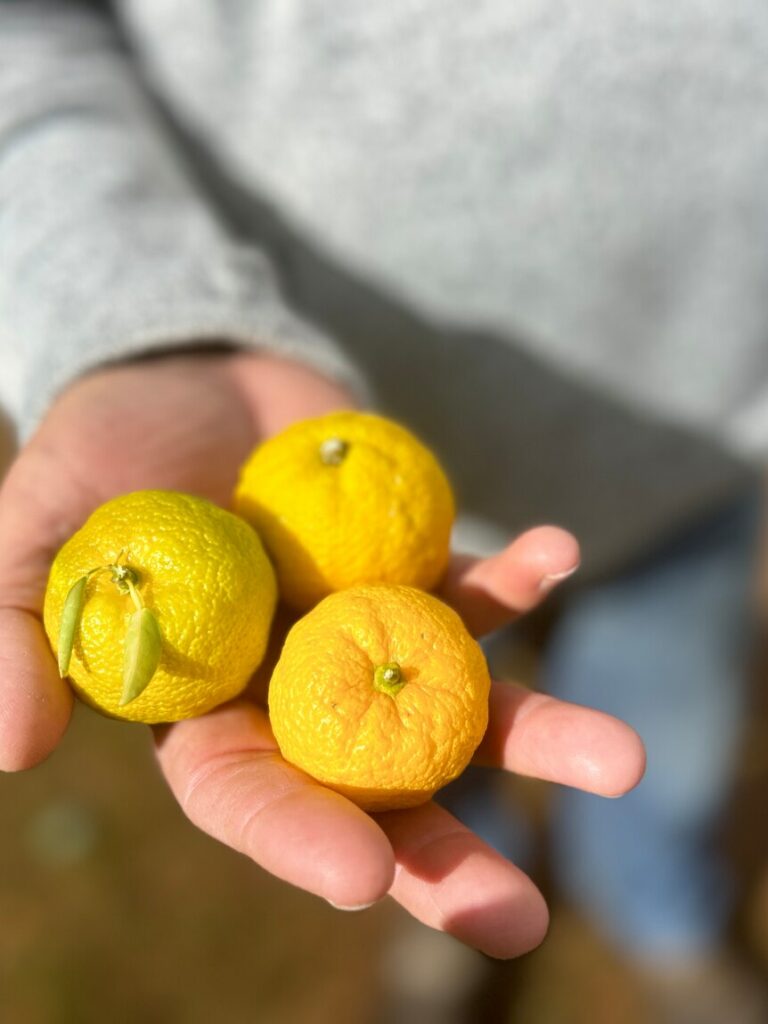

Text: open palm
xmin=0 ymin=350 xmax=644 ymax=958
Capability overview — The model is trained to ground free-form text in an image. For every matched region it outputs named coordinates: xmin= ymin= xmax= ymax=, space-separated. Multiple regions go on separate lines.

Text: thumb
xmin=0 ymin=442 xmax=87 ymax=770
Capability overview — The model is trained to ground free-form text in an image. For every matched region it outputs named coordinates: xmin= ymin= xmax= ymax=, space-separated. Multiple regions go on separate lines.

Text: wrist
xmin=227 ymin=351 xmax=360 ymax=436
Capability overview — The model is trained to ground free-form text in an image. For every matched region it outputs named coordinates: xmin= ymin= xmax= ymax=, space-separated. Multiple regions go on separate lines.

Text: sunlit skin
xmin=0 ymin=351 xmax=645 ymax=959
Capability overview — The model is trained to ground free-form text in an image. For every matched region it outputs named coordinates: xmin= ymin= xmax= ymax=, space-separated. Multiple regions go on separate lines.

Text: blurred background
xmin=2 ymin=413 xmax=767 ymax=1024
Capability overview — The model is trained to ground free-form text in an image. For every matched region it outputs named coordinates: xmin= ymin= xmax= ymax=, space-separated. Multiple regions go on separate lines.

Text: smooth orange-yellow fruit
xmin=44 ymin=490 xmax=277 ymax=723
xmin=234 ymin=411 xmax=455 ymax=610
xmin=268 ymin=584 xmax=490 ymax=810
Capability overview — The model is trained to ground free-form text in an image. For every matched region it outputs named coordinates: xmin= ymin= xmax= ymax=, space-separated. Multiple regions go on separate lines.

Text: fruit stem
xmin=109 ymin=562 xmax=139 ymax=593
xmin=125 ymin=577 xmax=144 ymax=613
xmin=319 ymin=436 xmax=349 ymax=466
xmin=373 ymin=662 xmax=406 ymax=697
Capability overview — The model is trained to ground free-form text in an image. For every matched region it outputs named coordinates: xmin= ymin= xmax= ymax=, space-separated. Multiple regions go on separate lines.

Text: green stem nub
xmin=110 ymin=563 xmax=139 ymax=594
xmin=319 ymin=436 xmax=349 ymax=466
xmin=373 ymin=662 xmax=406 ymax=697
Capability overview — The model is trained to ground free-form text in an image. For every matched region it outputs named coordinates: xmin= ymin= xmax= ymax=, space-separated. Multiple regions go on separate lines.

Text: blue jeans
xmin=439 ymin=492 xmax=761 ymax=957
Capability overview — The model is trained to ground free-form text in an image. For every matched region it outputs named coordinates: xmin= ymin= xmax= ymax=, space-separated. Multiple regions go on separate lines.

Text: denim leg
xmin=436 ymin=628 xmax=538 ymax=869
xmin=544 ymin=495 xmax=761 ymax=957
xmin=435 ymin=764 xmax=537 ymax=869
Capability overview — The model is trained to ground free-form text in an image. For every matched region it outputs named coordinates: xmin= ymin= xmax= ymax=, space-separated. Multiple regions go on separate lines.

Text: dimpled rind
xmin=234 ymin=411 xmax=455 ymax=610
xmin=268 ymin=584 xmax=491 ymax=811
xmin=43 ymin=490 xmax=277 ymax=723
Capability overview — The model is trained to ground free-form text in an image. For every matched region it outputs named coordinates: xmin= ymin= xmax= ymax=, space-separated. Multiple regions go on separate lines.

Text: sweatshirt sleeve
xmin=0 ymin=1 xmax=365 ymax=439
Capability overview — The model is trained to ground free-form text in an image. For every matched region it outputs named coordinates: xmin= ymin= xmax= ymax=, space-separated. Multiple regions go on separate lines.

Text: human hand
xmin=0 ymin=350 xmax=645 ymax=958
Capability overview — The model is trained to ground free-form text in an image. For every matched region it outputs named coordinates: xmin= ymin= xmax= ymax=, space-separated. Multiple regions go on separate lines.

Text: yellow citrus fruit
xmin=234 ymin=411 xmax=455 ymax=610
xmin=43 ymin=490 xmax=277 ymax=723
xmin=268 ymin=584 xmax=490 ymax=810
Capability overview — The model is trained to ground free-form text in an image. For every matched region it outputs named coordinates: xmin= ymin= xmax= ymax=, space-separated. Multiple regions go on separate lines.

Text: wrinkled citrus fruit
xmin=268 ymin=584 xmax=490 ymax=810
xmin=234 ymin=411 xmax=454 ymax=610
xmin=44 ymin=490 xmax=277 ymax=723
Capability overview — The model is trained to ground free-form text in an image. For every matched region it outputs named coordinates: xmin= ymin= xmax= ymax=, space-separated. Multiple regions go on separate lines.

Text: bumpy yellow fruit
xmin=44 ymin=490 xmax=277 ymax=723
xmin=268 ymin=585 xmax=490 ymax=810
xmin=234 ymin=411 xmax=455 ymax=610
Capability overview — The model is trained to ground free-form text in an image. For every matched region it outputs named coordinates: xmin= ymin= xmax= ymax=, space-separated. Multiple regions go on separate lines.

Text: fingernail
xmin=327 ymin=899 xmax=377 ymax=912
xmin=538 ymin=564 xmax=580 ymax=593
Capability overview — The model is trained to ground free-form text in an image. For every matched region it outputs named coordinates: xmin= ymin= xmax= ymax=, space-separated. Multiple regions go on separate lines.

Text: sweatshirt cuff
xmin=13 ymin=245 xmax=369 ymax=441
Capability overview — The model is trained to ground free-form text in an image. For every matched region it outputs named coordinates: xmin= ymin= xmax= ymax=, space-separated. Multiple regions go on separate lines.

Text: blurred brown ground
xmin=1 ymin=423 xmax=767 ymax=1024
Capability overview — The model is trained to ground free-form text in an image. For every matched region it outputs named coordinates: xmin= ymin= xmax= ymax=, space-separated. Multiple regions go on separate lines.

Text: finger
xmin=0 ymin=607 xmax=73 ymax=770
xmin=155 ymin=700 xmax=396 ymax=908
xmin=474 ymin=679 xmax=646 ymax=797
xmin=0 ymin=447 xmax=89 ymax=770
xmin=376 ymin=801 xmax=549 ymax=960
xmin=440 ymin=526 xmax=581 ymax=636
xmin=0 ymin=442 xmax=97 ymax=611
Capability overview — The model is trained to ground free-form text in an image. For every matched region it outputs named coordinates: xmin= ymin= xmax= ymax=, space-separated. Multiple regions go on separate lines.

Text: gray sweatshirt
xmin=2 ymin=0 xmax=766 ymax=578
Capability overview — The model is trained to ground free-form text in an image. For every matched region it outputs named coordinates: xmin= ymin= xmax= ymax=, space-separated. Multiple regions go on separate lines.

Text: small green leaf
xmin=120 ymin=607 xmax=162 ymax=706
xmin=58 ymin=576 xmax=88 ymax=678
